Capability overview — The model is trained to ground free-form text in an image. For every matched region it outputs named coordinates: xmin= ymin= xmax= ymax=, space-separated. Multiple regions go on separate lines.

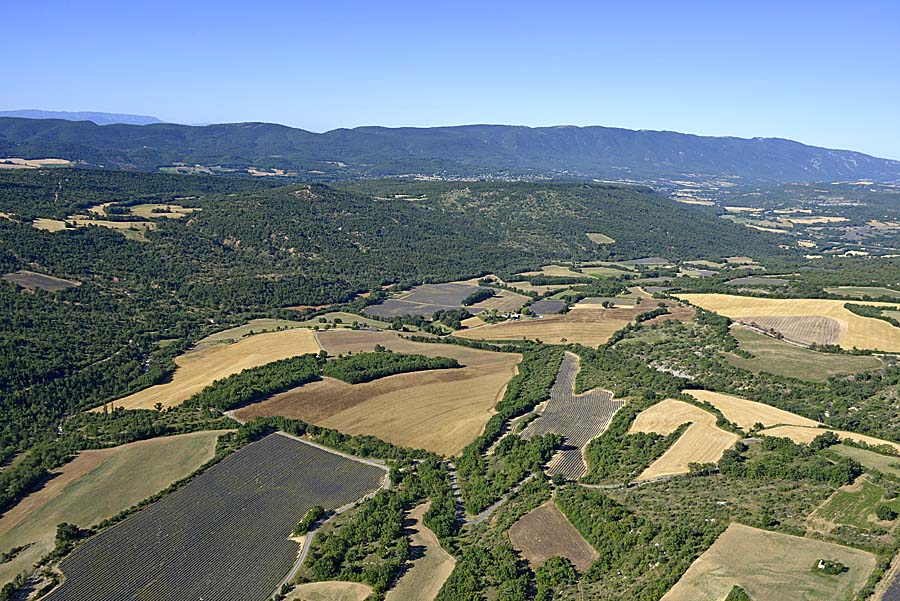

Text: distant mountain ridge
xmin=1 ymin=117 xmax=898 ymax=183
xmin=0 ymin=110 xmax=164 ymax=126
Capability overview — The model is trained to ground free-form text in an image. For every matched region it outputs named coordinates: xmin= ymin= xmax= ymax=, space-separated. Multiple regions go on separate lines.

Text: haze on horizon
xmin=2 ymin=0 xmax=898 ymax=159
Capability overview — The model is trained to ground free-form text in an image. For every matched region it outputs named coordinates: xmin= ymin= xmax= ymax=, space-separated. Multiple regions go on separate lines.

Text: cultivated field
xmin=287 ymin=582 xmax=373 ymax=601
xmin=528 ymin=299 xmax=567 ymax=315
xmin=386 ymin=502 xmax=455 ymax=601
xmin=519 ymin=265 xmax=585 ymax=278
xmin=809 ymin=477 xmax=900 ymax=532
xmin=504 ymin=281 xmax=573 ymax=295
xmin=32 ymin=218 xmax=67 ymax=232
xmin=458 ymin=300 xmax=693 ymax=347
xmin=758 ymin=425 xmax=900 ymax=454
xmin=1 ymin=270 xmax=79 ymax=292
xmin=195 ymin=318 xmax=308 ymax=347
xmin=128 ymin=203 xmax=200 ymax=219
xmin=236 ymin=330 xmax=520 ymax=455
xmin=105 ymin=328 xmax=320 ymax=410
xmin=586 ymin=232 xmax=615 ymax=244
xmin=725 ymin=326 xmax=883 ymax=381
xmin=0 ymin=158 xmax=72 ymax=169
xmin=662 ymin=523 xmax=876 ymax=601
xmin=45 ymin=434 xmax=386 ymax=601
xmin=0 ymin=431 xmax=223 ymax=586
xmin=683 ymin=389 xmax=820 ymax=430
xmin=363 ymin=283 xmax=488 ymax=318
xmin=468 ymin=288 xmax=530 ymax=313
xmin=508 ymin=500 xmax=598 ymax=571
xmin=629 ymin=399 xmax=740 ymax=480
xmin=677 ymin=294 xmax=900 ymax=351
xmin=825 ymin=286 xmax=900 ymax=300
xmin=521 ymin=352 xmax=623 ymax=479
xmin=725 ymin=276 xmax=789 ymax=286
xmin=829 ymin=445 xmax=900 ymax=478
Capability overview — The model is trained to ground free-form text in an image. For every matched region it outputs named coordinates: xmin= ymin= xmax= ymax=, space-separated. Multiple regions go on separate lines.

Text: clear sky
xmin=2 ymin=0 xmax=898 ymax=158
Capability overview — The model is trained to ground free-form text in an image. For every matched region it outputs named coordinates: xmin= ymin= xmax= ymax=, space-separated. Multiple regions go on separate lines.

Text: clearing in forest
xmin=386 ymin=502 xmax=455 ymax=601
xmin=286 ymin=582 xmax=373 ymax=601
xmin=825 ymin=286 xmax=900 ymax=300
xmin=105 ymin=328 xmax=320 ymax=410
xmin=236 ymin=330 xmax=520 ymax=456
xmin=43 ymin=434 xmax=386 ymax=601
xmin=0 ymin=431 xmax=224 ymax=586
xmin=757 ymin=425 xmax=900 ymax=454
xmin=724 ymin=326 xmax=883 ymax=381
xmin=683 ymin=389 xmax=820 ymax=430
xmin=508 ymin=500 xmax=598 ymax=571
xmin=2 ymin=270 xmax=80 ymax=292
xmin=194 ymin=318 xmax=309 ymax=347
xmin=458 ymin=300 xmax=692 ymax=347
xmin=677 ymin=294 xmax=900 ymax=351
xmin=32 ymin=218 xmax=67 ymax=232
xmin=520 ymin=352 xmax=623 ymax=479
xmin=629 ymin=399 xmax=740 ymax=481
xmin=662 ymin=523 xmax=876 ymax=601
xmin=128 ymin=203 xmax=200 ymax=219
xmin=586 ymin=232 xmax=615 ymax=244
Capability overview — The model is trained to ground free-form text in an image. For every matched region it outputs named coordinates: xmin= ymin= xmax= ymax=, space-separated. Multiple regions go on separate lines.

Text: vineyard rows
xmin=521 ymin=352 xmax=623 ymax=479
xmin=45 ymin=433 xmax=385 ymax=601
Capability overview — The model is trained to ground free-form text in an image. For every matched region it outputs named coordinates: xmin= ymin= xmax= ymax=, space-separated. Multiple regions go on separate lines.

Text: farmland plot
xmin=1 ymin=270 xmax=79 ymax=292
xmin=45 ymin=434 xmax=386 ymax=601
xmin=629 ymin=399 xmax=739 ymax=481
xmin=508 ymin=500 xmax=598 ymax=571
xmin=386 ymin=502 xmax=455 ymax=601
xmin=363 ymin=283 xmax=488 ymax=318
xmin=662 ymin=523 xmax=876 ymax=601
xmin=520 ymin=353 xmax=623 ymax=479
xmin=683 ymin=389 xmax=820 ymax=430
xmin=757 ymin=425 xmax=900 ymax=454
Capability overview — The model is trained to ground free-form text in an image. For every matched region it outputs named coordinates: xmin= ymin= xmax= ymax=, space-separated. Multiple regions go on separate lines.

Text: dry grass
xmin=2 ymin=270 xmax=79 ymax=292
xmin=586 ymin=232 xmax=615 ymax=244
xmin=757 ymin=425 xmax=900 ymax=454
xmin=684 ymin=390 xmax=820 ymax=430
xmin=195 ymin=318 xmax=308 ymax=347
xmin=457 ymin=301 xmax=693 ymax=347
xmin=661 ymin=523 xmax=876 ymax=601
xmin=468 ymin=288 xmax=529 ymax=313
xmin=629 ymin=399 xmax=739 ymax=480
xmin=286 ymin=582 xmax=373 ymax=601
xmin=505 ymin=281 xmax=572 ymax=295
xmin=677 ymin=294 xmax=900 ymax=351
xmin=508 ymin=500 xmax=598 ymax=571
xmin=104 ymin=329 xmax=320 ymax=410
xmin=520 ymin=265 xmax=583 ymax=278
xmin=128 ymin=203 xmax=200 ymax=219
xmin=0 ymin=431 xmax=223 ymax=585
xmin=31 ymin=218 xmax=67 ymax=232
xmin=784 ymin=216 xmax=848 ymax=224
xmin=386 ymin=502 xmax=455 ymax=601
xmin=236 ymin=331 xmax=520 ymax=456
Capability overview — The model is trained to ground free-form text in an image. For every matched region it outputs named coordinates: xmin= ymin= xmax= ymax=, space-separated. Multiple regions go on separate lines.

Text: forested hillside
xmin=3 ymin=117 xmax=899 ymax=182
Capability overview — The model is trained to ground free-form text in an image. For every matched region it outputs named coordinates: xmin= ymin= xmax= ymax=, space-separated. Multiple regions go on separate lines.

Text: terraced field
xmin=520 ymin=352 xmax=623 ymax=479
xmin=678 ymin=294 xmax=900 ymax=351
xmin=45 ymin=434 xmax=386 ymax=601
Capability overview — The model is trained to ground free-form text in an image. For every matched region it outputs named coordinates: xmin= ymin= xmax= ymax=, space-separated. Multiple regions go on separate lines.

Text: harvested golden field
xmin=505 ymin=281 xmax=572 ymax=295
xmin=784 ymin=215 xmax=848 ymax=224
xmin=758 ymin=425 xmax=900 ymax=454
xmin=825 ymin=286 xmax=900 ymax=300
xmin=468 ymin=288 xmax=530 ymax=313
xmin=662 ymin=523 xmax=876 ymax=601
xmin=508 ymin=501 xmax=598 ymax=571
xmin=629 ymin=399 xmax=740 ymax=480
xmin=0 ymin=431 xmax=223 ymax=585
xmin=677 ymin=294 xmax=900 ymax=351
xmin=32 ymin=218 xmax=67 ymax=232
xmin=286 ymin=582 xmax=373 ymax=601
xmin=520 ymin=264 xmax=584 ymax=278
xmin=105 ymin=328 xmax=320 ymax=410
xmin=386 ymin=502 xmax=455 ymax=601
xmin=586 ymin=232 xmax=615 ymax=244
xmin=128 ymin=203 xmax=200 ymax=219
xmin=195 ymin=318 xmax=308 ymax=347
xmin=236 ymin=330 xmax=520 ymax=455
xmin=684 ymin=389 xmax=820 ymax=430
xmin=458 ymin=301 xmax=692 ymax=347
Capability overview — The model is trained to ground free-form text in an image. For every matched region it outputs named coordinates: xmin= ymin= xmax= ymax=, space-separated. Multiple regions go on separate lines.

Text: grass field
xmin=458 ymin=300 xmax=693 ymax=347
xmin=580 ymin=265 xmax=631 ymax=277
xmin=662 ymin=523 xmax=876 ymax=601
xmin=195 ymin=318 xmax=309 ymax=346
xmin=683 ymin=390 xmax=820 ymax=430
xmin=758 ymin=425 xmax=900 ymax=454
xmin=629 ymin=399 xmax=739 ymax=480
xmin=825 ymin=286 xmax=900 ymax=300
xmin=520 ymin=265 xmax=585 ymax=278
xmin=31 ymin=218 xmax=67 ymax=232
xmin=236 ymin=330 xmax=520 ymax=455
xmin=829 ymin=445 xmax=900 ymax=478
xmin=287 ymin=582 xmax=373 ymax=601
xmin=677 ymin=294 xmax=900 ymax=351
xmin=725 ymin=326 xmax=883 ymax=381
xmin=128 ymin=203 xmax=200 ymax=219
xmin=586 ymin=232 xmax=615 ymax=244
xmin=810 ymin=477 xmax=900 ymax=532
xmin=1 ymin=270 xmax=79 ymax=292
xmin=45 ymin=434 xmax=386 ymax=601
xmin=105 ymin=328 xmax=320 ymax=410
xmin=0 ymin=431 xmax=224 ymax=586
xmin=508 ymin=500 xmax=598 ymax=571
xmin=386 ymin=502 xmax=455 ymax=601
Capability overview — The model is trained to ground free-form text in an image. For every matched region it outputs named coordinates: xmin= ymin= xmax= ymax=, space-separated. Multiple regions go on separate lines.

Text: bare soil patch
xmin=2 ymin=270 xmax=79 ymax=292
xmin=508 ymin=500 xmax=598 ymax=571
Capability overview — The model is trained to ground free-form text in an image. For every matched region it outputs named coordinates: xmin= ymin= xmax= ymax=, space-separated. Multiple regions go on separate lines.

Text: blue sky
xmin=2 ymin=0 xmax=898 ymax=158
